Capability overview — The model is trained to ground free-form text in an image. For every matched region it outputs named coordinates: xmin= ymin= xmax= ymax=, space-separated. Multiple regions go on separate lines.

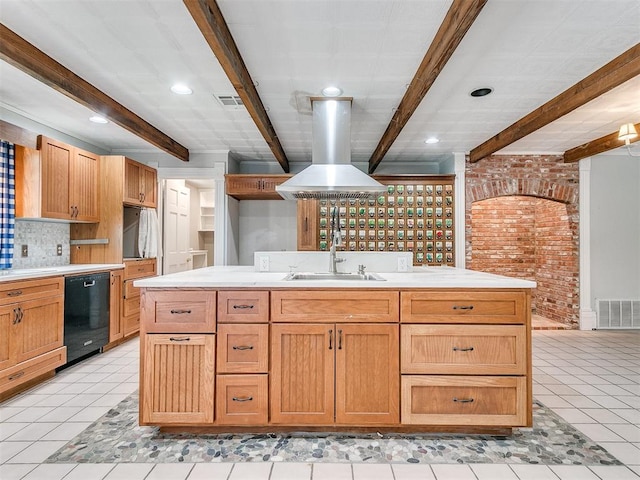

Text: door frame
xmin=156 ymin=165 xmax=227 ymax=274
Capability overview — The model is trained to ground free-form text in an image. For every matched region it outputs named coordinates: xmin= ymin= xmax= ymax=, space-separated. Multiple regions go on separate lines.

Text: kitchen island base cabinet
xmin=140 ymin=334 xmax=215 ymax=425
xmin=270 ymin=323 xmax=399 ymax=426
xmin=138 ymin=285 xmax=531 ymax=433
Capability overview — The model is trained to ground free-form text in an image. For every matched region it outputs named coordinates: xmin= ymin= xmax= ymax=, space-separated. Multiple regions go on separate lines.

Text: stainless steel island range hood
xmin=276 ymin=97 xmax=386 ymax=200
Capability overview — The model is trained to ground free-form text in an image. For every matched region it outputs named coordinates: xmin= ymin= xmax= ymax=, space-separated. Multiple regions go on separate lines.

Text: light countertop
xmin=0 ymin=264 xmax=125 ymax=282
xmin=134 ymin=266 xmax=536 ymax=289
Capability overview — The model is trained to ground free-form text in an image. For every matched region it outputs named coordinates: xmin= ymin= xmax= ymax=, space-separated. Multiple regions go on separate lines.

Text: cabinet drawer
xmin=401 ymin=325 xmax=527 ymax=375
xmin=401 ymin=375 xmax=528 ymax=426
xmin=271 ymin=290 xmax=399 ymax=323
xmin=218 ymin=291 xmax=269 ymax=323
xmin=123 ymin=313 xmax=140 ymax=336
xmin=124 ymin=259 xmax=156 ymax=280
xmin=216 ymin=374 xmax=268 ymax=425
xmin=0 ymin=277 xmax=64 ymax=306
xmin=217 ymin=324 xmax=268 ymax=373
xmin=141 ymin=290 xmax=216 ymax=333
xmin=401 ymin=290 xmax=528 ymax=324
xmin=124 ymin=279 xmax=140 ymax=299
xmin=0 ymin=347 xmax=66 ymax=396
xmin=123 ymin=295 xmax=140 ymax=317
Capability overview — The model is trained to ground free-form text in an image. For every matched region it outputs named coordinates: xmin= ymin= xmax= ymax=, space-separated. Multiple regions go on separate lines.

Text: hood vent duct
xmin=276 ymin=97 xmax=386 ymax=200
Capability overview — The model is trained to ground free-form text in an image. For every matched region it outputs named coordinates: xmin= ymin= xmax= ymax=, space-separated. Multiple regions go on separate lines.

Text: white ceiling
xmin=0 ymin=0 xmax=639 ymax=168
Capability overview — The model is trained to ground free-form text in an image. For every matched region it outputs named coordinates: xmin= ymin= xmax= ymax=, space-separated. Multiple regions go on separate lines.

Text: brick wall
xmin=466 ymin=155 xmax=580 ymax=327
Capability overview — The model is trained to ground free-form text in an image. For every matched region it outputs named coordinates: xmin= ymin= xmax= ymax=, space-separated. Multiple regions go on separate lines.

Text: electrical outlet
xmin=21 ymin=244 xmax=28 ymax=257
xmin=397 ymin=256 xmax=408 ymax=272
xmin=56 ymin=244 xmax=63 ymax=256
xmin=259 ymin=256 xmax=270 ymax=272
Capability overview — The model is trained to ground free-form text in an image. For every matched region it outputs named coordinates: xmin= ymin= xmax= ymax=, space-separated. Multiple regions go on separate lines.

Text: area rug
xmin=46 ymin=392 xmax=621 ymax=465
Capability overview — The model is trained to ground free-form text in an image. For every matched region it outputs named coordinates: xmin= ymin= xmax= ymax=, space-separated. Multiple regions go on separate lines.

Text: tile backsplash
xmin=12 ymin=220 xmax=70 ymax=268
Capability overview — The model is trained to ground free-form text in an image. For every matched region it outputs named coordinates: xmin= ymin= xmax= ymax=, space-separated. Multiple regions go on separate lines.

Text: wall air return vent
xmin=596 ymin=299 xmax=640 ymax=329
xmin=214 ymin=95 xmax=245 ymax=110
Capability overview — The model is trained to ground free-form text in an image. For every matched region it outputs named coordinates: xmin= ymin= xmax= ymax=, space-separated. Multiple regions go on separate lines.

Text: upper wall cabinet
xmin=225 ymin=174 xmax=291 ymax=200
xmin=124 ymin=158 xmax=157 ymax=208
xmin=15 ymin=136 xmax=99 ymax=223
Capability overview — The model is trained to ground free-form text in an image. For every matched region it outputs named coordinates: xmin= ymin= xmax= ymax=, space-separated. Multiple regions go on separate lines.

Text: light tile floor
xmin=0 ymin=330 xmax=638 ymax=480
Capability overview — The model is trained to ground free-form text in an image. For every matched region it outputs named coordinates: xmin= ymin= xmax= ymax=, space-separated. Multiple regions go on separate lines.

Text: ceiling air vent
xmin=214 ymin=94 xmax=244 ymax=110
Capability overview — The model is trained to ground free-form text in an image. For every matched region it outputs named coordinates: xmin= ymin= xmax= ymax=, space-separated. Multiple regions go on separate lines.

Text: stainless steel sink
xmin=283 ymin=272 xmax=386 ymax=281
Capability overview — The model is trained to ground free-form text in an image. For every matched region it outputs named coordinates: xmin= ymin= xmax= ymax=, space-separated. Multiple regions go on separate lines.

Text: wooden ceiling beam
xmin=368 ymin=0 xmax=488 ymax=174
xmin=563 ymin=122 xmax=640 ymax=163
xmin=0 ymin=23 xmax=189 ymax=162
xmin=184 ymin=0 xmax=290 ymax=173
xmin=470 ymin=43 xmax=640 ymax=163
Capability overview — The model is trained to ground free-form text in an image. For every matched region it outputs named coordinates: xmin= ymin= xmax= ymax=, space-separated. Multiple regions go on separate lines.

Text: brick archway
xmin=465 ymin=155 xmax=580 ymax=327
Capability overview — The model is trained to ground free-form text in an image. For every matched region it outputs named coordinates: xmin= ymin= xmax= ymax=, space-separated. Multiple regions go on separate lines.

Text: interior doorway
xmin=160 ymin=178 xmax=216 ymax=275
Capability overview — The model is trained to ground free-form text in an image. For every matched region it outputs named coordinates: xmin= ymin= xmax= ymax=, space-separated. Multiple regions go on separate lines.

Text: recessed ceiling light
xmin=321 ymin=86 xmax=342 ymax=97
xmin=424 ymin=137 xmax=439 ymax=144
xmin=171 ymin=83 xmax=193 ymax=95
xmin=470 ymin=87 xmax=493 ymax=97
xmin=89 ymin=115 xmax=108 ymax=124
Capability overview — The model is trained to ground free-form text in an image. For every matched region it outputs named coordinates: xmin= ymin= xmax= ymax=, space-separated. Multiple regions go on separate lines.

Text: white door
xmin=163 ymin=180 xmax=191 ymax=274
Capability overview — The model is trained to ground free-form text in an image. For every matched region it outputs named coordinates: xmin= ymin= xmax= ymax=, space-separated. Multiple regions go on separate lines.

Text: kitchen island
xmin=136 ymin=266 xmax=535 ymax=434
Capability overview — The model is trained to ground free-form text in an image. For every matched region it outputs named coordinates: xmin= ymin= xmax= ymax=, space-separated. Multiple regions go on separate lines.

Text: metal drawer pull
xmin=169 ymin=337 xmax=191 ymax=342
xmin=170 ymin=309 xmax=192 ymax=314
xmin=338 ymin=329 xmax=343 ymax=350
xmin=452 ymin=305 xmax=474 ymax=310
xmin=83 ymin=281 xmax=96 ymax=287
xmin=7 ymin=290 xmax=22 ymax=297
xmin=232 ymin=396 xmax=253 ymax=402
xmin=452 ymin=346 xmax=474 ymax=352
xmin=328 ymin=329 xmax=333 ymax=350
xmin=8 ymin=371 xmax=25 ymax=381
xmin=232 ymin=304 xmax=254 ymax=309
xmin=453 ymin=397 xmax=474 ymax=403
xmin=232 ymin=345 xmax=254 ymax=351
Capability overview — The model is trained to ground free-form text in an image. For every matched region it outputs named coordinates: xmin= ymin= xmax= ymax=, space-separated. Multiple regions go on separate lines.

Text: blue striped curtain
xmin=0 ymin=141 xmax=16 ymax=270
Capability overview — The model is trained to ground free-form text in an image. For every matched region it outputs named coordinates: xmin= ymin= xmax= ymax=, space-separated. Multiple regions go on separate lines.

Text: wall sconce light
xmin=618 ymin=123 xmax=640 ymax=157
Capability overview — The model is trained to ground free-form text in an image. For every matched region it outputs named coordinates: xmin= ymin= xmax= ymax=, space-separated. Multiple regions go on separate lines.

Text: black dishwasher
xmin=64 ymin=272 xmax=110 ymax=364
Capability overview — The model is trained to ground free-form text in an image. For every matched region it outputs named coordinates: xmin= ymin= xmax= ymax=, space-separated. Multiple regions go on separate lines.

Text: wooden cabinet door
xmin=39 ymin=136 xmax=72 ymax=220
xmin=225 ymin=174 xmax=291 ymax=200
xmin=109 ymin=270 xmax=124 ymax=343
xmin=140 ymin=334 xmax=215 ymax=424
xmin=124 ymin=158 xmax=143 ymax=204
xmin=270 ymin=323 xmax=334 ymax=424
xmin=297 ymin=199 xmax=318 ymax=251
xmin=71 ymin=149 xmax=99 ymax=222
xmin=0 ymin=307 xmax=15 ymax=371
xmin=141 ymin=165 xmax=157 ymax=208
xmin=14 ymin=296 xmax=64 ymax=364
xmin=335 ymin=324 xmax=399 ymax=425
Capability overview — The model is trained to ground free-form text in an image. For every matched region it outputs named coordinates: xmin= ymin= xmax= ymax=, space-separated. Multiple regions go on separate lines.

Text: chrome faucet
xmin=329 ymin=206 xmax=345 ymax=273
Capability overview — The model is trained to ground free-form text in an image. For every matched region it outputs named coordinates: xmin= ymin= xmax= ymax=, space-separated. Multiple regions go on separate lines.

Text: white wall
xmin=238 ymin=200 xmax=298 ymax=265
xmin=590 ymin=153 xmax=640 ymax=305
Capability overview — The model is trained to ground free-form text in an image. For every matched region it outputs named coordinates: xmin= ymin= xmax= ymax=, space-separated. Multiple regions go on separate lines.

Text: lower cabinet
xmin=140 ymin=334 xmax=215 ymax=425
xmin=0 ymin=277 xmax=65 ymax=398
xmin=138 ymin=287 xmax=531 ymax=432
xmin=270 ymin=323 xmax=399 ymax=425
